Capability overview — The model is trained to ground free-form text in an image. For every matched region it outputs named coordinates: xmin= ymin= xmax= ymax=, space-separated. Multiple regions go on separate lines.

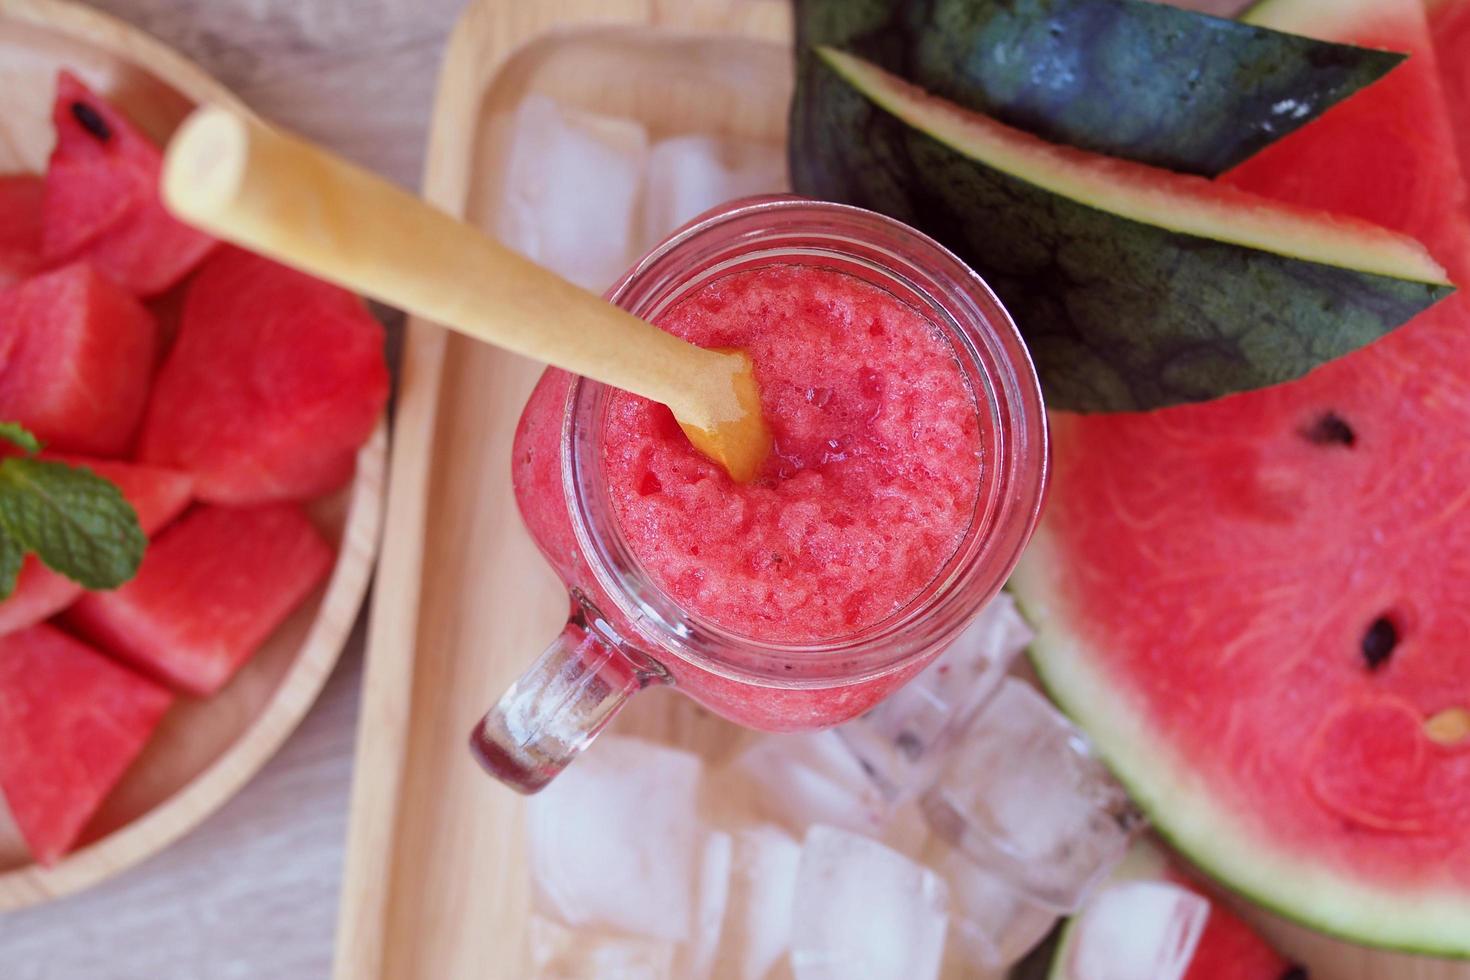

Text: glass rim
xmin=559 ymin=196 xmax=1049 ymax=687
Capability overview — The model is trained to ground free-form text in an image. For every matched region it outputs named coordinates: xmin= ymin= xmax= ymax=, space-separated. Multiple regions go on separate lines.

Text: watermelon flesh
xmin=65 ymin=503 xmax=333 ymax=696
xmin=138 ymin=247 xmax=389 ymax=504
xmin=0 ymin=175 xmax=43 ymax=288
xmin=1014 ymin=0 xmax=1470 ymax=952
xmin=0 ymin=262 xmax=157 ymax=456
xmin=1426 ymin=0 xmax=1470 ymax=186
xmin=0 ymin=623 xmax=172 ymax=864
xmin=1184 ymin=894 xmax=1301 ymax=980
xmin=42 ymin=71 xmax=215 ymax=296
xmin=0 ymin=459 xmax=193 ymax=637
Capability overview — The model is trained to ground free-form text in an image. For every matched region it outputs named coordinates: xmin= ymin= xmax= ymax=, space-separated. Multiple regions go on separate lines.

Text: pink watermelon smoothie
xmin=601 ymin=265 xmax=983 ymax=644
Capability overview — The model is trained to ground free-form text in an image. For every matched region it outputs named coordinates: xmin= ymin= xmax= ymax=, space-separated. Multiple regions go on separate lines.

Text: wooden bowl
xmin=0 ymin=0 xmax=387 ymax=909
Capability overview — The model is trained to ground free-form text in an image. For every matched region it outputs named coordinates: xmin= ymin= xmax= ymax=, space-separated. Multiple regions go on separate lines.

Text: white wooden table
xmin=0 ymin=0 xmax=461 ymax=975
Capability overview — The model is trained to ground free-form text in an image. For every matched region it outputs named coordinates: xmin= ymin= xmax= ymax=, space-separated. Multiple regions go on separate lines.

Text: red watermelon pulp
xmin=42 ymin=71 xmax=215 ymax=296
xmin=0 ymin=175 xmax=43 ymax=288
xmin=1012 ymin=0 xmax=1470 ymax=953
xmin=1426 ymin=0 xmax=1470 ymax=188
xmin=0 ymin=624 xmax=172 ymax=864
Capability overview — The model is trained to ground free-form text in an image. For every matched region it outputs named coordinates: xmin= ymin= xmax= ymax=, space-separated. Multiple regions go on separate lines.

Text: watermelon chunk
xmin=138 ymin=247 xmax=389 ymax=503
xmin=41 ymin=71 xmax=215 ymax=296
xmin=1013 ymin=0 xmax=1470 ymax=954
xmin=0 ymin=458 xmax=193 ymax=636
xmin=65 ymin=503 xmax=333 ymax=696
xmin=0 ymin=175 xmax=43 ymax=288
xmin=0 ymin=623 xmax=172 ymax=864
xmin=0 ymin=262 xmax=157 ymax=455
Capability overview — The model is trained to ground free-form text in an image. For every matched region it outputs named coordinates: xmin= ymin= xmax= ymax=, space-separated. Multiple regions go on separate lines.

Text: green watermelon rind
xmin=1012 ymin=528 xmax=1470 ymax=957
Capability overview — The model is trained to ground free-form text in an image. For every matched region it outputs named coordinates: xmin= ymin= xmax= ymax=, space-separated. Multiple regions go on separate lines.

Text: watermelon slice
xmin=0 ymin=262 xmax=158 ymax=456
xmin=65 ymin=503 xmax=333 ymax=696
xmin=795 ymin=0 xmax=1406 ymax=176
xmin=1013 ymin=0 xmax=1470 ymax=953
xmin=0 ymin=174 xmax=43 ymax=288
xmin=0 ymin=623 xmax=172 ymax=864
xmin=790 ymin=48 xmax=1453 ymax=412
xmin=41 ymin=71 xmax=215 ymax=296
xmin=0 ymin=459 xmax=193 ymax=636
xmin=138 ymin=247 xmax=389 ymax=504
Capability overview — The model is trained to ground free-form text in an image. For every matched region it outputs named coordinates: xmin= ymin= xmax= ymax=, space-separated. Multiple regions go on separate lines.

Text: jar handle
xmin=470 ymin=609 xmax=661 ymax=793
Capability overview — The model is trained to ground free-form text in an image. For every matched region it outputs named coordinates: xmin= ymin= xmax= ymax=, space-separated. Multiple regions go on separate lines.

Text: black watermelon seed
xmin=1301 ymin=411 xmax=1356 ymax=447
xmin=70 ymin=101 xmax=112 ymax=142
xmin=1361 ymin=616 xmax=1399 ymax=671
xmin=1279 ymin=967 xmax=1308 ymax=980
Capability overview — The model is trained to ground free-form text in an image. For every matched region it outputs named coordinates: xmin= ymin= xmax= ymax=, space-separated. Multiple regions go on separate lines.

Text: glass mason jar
xmin=471 ymin=196 xmax=1048 ymax=793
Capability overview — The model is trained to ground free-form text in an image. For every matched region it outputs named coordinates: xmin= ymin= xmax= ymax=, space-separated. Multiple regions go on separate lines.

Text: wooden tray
xmin=336 ymin=0 xmax=1461 ymax=977
xmin=0 ymin=0 xmax=387 ymax=910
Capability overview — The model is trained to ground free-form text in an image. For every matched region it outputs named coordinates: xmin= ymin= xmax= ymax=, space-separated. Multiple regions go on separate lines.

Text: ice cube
xmin=530 ymin=915 xmax=676 ymax=979
xmin=790 ymin=826 xmax=950 ymax=980
xmin=934 ymin=847 xmax=1057 ymax=972
xmin=920 ymin=679 xmax=1143 ymax=911
xmin=675 ymin=830 xmax=733 ymax=980
xmin=495 ymin=93 xmax=648 ymax=292
xmin=839 ymin=593 xmax=1032 ymax=803
xmin=638 ymin=135 xmax=787 ymax=250
xmin=1064 ymin=881 xmax=1209 ymax=980
xmin=528 ymin=735 xmax=702 ymax=941
xmin=710 ymin=823 xmax=802 ymax=980
xmin=732 ymin=729 xmax=890 ymax=837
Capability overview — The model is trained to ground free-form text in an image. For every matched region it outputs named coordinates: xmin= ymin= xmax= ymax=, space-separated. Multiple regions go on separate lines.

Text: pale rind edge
xmin=818 ymin=47 xmax=1451 ymax=288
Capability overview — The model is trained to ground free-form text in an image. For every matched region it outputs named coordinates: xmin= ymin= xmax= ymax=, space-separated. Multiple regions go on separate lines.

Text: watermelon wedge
xmin=42 ymin=71 xmax=215 ymax=296
xmin=138 ymin=247 xmax=389 ymax=504
xmin=0 ymin=174 xmax=43 ymax=288
xmin=0 ymin=262 xmax=158 ymax=456
xmin=0 ymin=623 xmax=172 ymax=864
xmin=66 ymin=503 xmax=333 ymax=696
xmin=0 ymin=459 xmax=193 ymax=637
xmin=1013 ymin=0 xmax=1470 ymax=953
xmin=795 ymin=0 xmax=1405 ymax=176
xmin=1228 ymin=0 xmax=1470 ymax=277
xmin=790 ymin=48 xmax=1453 ymax=412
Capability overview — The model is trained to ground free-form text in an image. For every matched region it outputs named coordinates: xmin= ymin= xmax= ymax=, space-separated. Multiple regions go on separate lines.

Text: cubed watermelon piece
xmin=41 ymin=71 xmax=215 ymax=296
xmin=0 ymin=174 xmax=43 ymax=288
xmin=138 ymin=247 xmax=388 ymax=503
xmin=65 ymin=503 xmax=334 ymax=696
xmin=0 ymin=459 xmax=193 ymax=637
xmin=0 ymin=262 xmax=157 ymax=455
xmin=0 ymin=623 xmax=172 ymax=864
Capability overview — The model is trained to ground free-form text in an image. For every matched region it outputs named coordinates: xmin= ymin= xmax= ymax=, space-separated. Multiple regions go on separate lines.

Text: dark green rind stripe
xmin=791 ymin=55 xmax=1453 ymax=413
xmin=794 ymin=0 xmax=1405 ymax=176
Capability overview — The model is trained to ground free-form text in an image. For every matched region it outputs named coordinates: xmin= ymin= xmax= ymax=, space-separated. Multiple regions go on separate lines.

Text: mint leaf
xmin=0 ymin=423 xmax=41 ymax=456
xmin=0 ymin=531 xmax=23 ymax=600
xmin=0 ymin=458 xmax=144 ymax=590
